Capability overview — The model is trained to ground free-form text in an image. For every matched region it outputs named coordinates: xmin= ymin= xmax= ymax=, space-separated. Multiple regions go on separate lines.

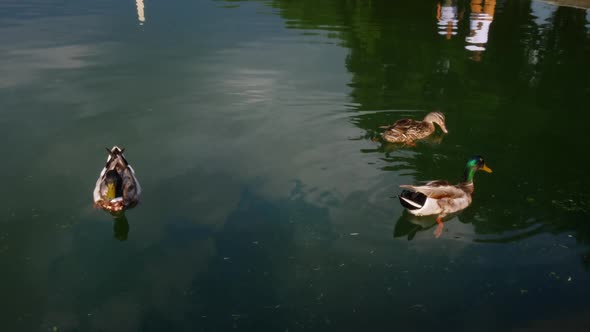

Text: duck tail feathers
xmin=105 ymin=146 xmax=129 ymax=167
xmin=399 ymin=190 xmax=427 ymax=210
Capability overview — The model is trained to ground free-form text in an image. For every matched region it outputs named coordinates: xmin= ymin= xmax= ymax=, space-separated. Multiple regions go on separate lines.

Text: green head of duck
xmin=463 ymin=155 xmax=492 ymax=184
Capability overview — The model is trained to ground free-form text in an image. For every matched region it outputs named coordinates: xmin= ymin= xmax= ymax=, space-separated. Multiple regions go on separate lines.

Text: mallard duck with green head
xmin=380 ymin=111 xmax=448 ymax=145
xmin=93 ymin=146 xmax=141 ymax=213
xmin=398 ymin=156 xmax=492 ymax=237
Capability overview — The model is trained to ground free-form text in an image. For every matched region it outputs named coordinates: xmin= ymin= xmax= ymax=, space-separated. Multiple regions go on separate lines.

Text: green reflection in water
xmin=1 ymin=0 xmax=590 ymax=331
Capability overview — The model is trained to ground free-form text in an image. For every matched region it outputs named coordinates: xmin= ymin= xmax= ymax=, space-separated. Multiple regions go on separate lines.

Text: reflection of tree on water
xmin=266 ymin=0 xmax=589 ymax=115
xmin=262 ymin=0 xmax=590 ymax=246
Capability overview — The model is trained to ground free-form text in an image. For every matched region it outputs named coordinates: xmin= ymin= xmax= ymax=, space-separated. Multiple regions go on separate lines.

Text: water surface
xmin=1 ymin=0 xmax=590 ymax=331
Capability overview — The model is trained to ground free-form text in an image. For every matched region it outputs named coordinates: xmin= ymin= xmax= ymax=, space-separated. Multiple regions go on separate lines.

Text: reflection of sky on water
xmin=0 ymin=14 xmax=105 ymax=89
xmin=0 ymin=44 xmax=98 ymax=88
xmin=527 ymin=1 xmax=558 ymax=67
xmin=530 ymin=0 xmax=558 ymax=26
xmin=2 ymin=0 xmax=590 ymax=331
xmin=2 ymin=9 xmax=393 ymax=330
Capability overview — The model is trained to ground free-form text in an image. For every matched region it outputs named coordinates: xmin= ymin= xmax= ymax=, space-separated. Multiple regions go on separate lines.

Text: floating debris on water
xmin=409 ymin=304 xmax=425 ymax=311
xmin=552 ymin=197 xmax=588 ymax=213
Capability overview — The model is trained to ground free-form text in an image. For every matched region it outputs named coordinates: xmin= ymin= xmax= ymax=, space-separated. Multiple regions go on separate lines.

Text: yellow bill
xmin=481 ymin=164 xmax=493 ymax=173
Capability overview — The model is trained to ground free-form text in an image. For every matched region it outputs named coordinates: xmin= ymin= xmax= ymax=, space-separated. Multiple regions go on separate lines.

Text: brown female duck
xmin=380 ymin=111 xmax=448 ymax=145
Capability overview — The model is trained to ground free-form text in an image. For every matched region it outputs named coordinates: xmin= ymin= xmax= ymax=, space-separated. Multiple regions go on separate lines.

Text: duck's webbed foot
xmin=434 ymin=215 xmax=446 ymax=238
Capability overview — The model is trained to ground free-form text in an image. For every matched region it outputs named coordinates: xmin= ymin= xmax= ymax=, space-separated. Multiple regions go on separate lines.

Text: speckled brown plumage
xmin=380 ymin=112 xmax=448 ymax=144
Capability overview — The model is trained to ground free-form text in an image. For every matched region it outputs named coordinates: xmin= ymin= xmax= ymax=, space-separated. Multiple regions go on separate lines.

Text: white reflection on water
xmin=0 ymin=44 xmax=96 ymax=88
xmin=0 ymin=15 xmax=103 ymax=89
xmin=465 ymin=0 xmax=496 ymax=54
xmin=436 ymin=0 xmax=459 ymax=39
xmin=223 ymin=68 xmax=280 ymax=105
xmin=136 ymin=0 xmax=145 ymax=24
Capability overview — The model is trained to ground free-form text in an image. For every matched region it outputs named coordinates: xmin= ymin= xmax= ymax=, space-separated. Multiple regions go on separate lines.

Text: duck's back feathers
xmin=424 ymin=180 xmax=451 ymax=186
xmin=121 ymin=165 xmax=141 ymax=207
xmin=381 ymin=119 xmax=434 ymax=143
xmin=391 ymin=118 xmax=418 ymax=128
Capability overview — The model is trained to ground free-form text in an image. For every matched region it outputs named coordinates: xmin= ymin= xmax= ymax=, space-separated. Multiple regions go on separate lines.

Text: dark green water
xmin=1 ymin=0 xmax=590 ymax=331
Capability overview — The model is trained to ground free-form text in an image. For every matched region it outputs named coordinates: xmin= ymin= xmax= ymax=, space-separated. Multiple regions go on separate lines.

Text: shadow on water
xmin=185 ymin=189 xmax=293 ymax=330
xmin=393 ymin=212 xmax=438 ymax=241
xmin=137 ymin=182 xmax=335 ymax=331
xmin=112 ymin=213 xmax=130 ymax=241
xmin=101 ymin=205 xmax=135 ymax=241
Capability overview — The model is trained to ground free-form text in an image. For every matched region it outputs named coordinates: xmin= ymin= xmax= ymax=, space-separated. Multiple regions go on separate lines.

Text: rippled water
xmin=1 ymin=0 xmax=590 ymax=331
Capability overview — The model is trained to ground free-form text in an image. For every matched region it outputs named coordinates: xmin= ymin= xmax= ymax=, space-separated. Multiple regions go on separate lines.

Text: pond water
xmin=1 ymin=0 xmax=590 ymax=331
